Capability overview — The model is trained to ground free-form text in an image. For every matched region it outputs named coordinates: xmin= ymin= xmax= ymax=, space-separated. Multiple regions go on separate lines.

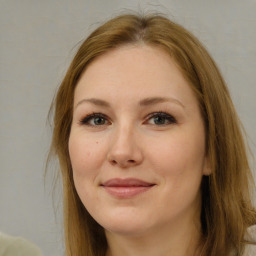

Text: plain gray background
xmin=1 ymin=0 xmax=255 ymax=255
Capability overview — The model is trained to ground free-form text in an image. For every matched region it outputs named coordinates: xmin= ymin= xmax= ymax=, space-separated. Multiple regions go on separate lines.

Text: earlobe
xmin=203 ymin=167 xmax=212 ymax=176
xmin=203 ymin=157 xmax=212 ymax=176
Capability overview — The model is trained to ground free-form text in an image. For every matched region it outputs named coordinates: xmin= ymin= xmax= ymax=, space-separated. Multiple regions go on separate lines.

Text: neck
xmin=105 ymin=215 xmax=202 ymax=256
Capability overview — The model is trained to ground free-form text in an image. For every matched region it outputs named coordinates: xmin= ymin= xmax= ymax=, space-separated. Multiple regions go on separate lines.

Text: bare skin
xmin=105 ymin=207 xmax=202 ymax=256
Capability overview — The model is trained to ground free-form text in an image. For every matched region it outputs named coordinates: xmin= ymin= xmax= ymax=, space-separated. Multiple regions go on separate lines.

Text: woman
xmin=49 ymin=13 xmax=256 ymax=256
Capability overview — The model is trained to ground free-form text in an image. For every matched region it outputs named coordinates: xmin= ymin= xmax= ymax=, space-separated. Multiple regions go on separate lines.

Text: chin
xmin=98 ymin=210 xmax=150 ymax=236
xmin=104 ymin=223 xmax=148 ymax=237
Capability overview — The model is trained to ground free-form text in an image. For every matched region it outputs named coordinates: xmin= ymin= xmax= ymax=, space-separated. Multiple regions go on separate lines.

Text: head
xmin=50 ymin=13 xmax=255 ymax=256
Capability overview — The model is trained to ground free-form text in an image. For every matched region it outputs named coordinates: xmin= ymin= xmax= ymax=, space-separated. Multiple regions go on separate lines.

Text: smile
xmin=101 ymin=178 xmax=155 ymax=199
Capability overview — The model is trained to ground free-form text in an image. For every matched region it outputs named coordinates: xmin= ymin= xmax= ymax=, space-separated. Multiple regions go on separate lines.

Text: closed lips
xmin=101 ymin=178 xmax=155 ymax=187
xmin=100 ymin=178 xmax=155 ymax=198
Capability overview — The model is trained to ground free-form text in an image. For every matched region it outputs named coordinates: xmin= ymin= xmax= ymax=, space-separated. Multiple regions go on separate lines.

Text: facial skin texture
xmin=69 ymin=45 xmax=210 ymax=256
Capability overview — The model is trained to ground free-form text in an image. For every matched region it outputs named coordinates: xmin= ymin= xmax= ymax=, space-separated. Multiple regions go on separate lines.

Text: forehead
xmin=74 ymin=45 xmax=197 ymax=108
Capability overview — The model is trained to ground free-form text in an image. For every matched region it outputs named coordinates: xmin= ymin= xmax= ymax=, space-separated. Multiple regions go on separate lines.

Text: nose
xmin=107 ymin=125 xmax=143 ymax=168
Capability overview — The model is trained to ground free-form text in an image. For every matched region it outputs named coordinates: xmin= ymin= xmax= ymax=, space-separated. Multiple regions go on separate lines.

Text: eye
xmin=80 ymin=113 xmax=110 ymax=126
xmin=146 ymin=112 xmax=176 ymax=125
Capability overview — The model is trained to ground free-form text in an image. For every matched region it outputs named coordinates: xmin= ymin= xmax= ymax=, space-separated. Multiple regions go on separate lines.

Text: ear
xmin=202 ymin=156 xmax=212 ymax=176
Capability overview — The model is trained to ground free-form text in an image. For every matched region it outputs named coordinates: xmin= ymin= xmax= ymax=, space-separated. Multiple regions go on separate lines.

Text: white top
xmin=242 ymin=225 xmax=256 ymax=256
xmin=0 ymin=232 xmax=42 ymax=256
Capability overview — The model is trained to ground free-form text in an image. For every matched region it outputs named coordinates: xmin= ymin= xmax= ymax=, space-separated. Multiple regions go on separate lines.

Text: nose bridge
xmin=108 ymin=119 xmax=142 ymax=167
xmin=112 ymin=121 xmax=136 ymax=153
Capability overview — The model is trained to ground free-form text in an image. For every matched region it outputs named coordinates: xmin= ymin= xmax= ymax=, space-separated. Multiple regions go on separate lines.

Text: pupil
xmin=154 ymin=116 xmax=165 ymax=124
xmin=94 ymin=117 xmax=105 ymax=125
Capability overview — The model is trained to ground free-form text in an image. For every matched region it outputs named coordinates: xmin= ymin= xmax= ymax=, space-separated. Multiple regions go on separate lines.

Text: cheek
xmin=147 ymin=129 xmax=206 ymax=178
xmin=68 ymin=134 xmax=106 ymax=209
xmin=148 ymin=131 xmax=205 ymax=207
xmin=68 ymin=134 xmax=105 ymax=178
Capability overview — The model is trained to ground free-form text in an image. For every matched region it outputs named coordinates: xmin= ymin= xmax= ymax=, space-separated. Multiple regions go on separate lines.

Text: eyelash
xmin=79 ymin=112 xmax=110 ymax=126
xmin=79 ymin=111 xmax=177 ymax=127
xmin=146 ymin=112 xmax=177 ymax=125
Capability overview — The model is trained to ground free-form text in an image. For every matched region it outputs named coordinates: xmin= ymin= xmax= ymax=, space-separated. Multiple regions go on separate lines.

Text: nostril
xmin=110 ymin=160 xmax=117 ymax=165
xmin=109 ymin=158 xmax=136 ymax=166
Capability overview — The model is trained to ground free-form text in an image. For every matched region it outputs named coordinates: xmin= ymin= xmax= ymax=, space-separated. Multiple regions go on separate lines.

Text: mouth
xmin=100 ymin=178 xmax=156 ymax=199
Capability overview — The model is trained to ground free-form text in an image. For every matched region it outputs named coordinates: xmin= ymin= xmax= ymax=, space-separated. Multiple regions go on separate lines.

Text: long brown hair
xmin=49 ymin=13 xmax=256 ymax=256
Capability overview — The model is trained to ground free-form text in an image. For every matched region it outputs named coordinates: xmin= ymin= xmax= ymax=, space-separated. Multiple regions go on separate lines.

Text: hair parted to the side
xmin=48 ymin=13 xmax=256 ymax=256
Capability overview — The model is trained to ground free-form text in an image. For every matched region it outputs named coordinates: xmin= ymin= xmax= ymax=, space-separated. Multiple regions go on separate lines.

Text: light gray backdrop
xmin=1 ymin=0 xmax=255 ymax=255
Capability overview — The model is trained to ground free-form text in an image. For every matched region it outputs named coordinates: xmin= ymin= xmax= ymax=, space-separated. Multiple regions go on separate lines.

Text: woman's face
xmin=69 ymin=45 xmax=209 ymax=236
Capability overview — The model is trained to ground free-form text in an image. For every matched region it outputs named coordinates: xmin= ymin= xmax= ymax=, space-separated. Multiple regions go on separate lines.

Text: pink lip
xmin=101 ymin=178 xmax=155 ymax=199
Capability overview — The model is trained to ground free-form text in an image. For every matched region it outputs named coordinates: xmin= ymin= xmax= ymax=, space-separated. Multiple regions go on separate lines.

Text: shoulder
xmin=0 ymin=232 xmax=42 ymax=256
xmin=243 ymin=225 xmax=256 ymax=256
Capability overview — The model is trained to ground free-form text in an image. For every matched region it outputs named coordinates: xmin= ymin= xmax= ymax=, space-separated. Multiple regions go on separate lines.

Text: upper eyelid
xmin=145 ymin=111 xmax=176 ymax=119
xmin=147 ymin=111 xmax=171 ymax=116
xmin=80 ymin=113 xmax=111 ymax=124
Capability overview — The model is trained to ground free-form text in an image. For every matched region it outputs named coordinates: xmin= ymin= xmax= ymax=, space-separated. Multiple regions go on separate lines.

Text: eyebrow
xmin=139 ymin=97 xmax=185 ymax=108
xmin=75 ymin=96 xmax=185 ymax=109
xmin=75 ymin=98 xmax=111 ymax=109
